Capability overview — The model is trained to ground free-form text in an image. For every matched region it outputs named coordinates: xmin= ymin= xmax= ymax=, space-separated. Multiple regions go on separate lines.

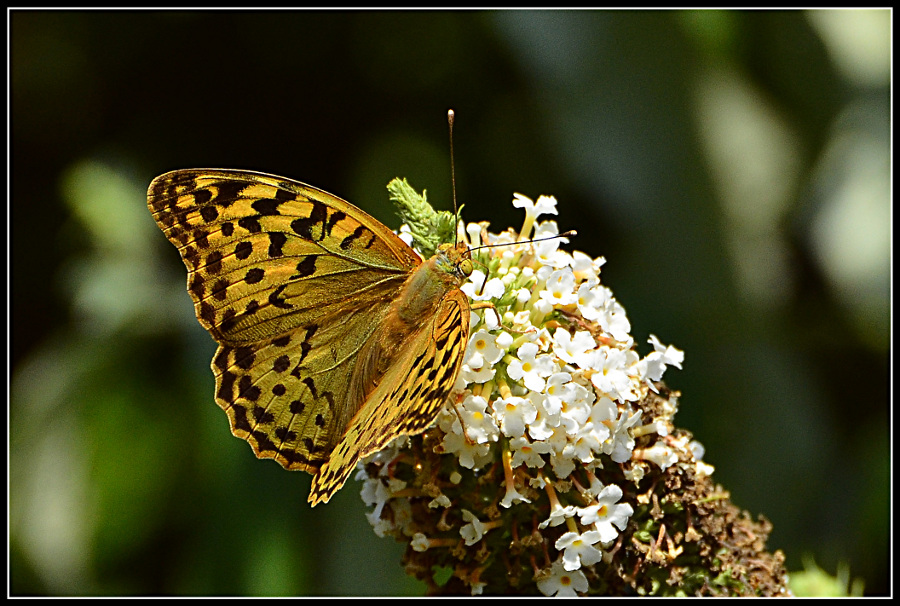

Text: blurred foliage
xmin=10 ymin=9 xmax=889 ymax=596
xmin=788 ymin=556 xmax=865 ymax=597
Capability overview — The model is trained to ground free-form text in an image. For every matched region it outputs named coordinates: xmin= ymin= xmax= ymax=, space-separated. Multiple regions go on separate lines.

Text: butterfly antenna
xmin=467 ymin=230 xmax=578 ymax=255
xmin=448 ymin=109 xmax=459 ymax=244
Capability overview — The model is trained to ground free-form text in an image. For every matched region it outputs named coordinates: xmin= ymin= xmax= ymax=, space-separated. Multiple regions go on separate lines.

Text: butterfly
xmin=147 ymin=169 xmax=473 ymax=505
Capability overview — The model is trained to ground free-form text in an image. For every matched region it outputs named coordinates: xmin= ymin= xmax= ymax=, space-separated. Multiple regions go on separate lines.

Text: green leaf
xmin=387 ymin=178 xmax=458 ymax=258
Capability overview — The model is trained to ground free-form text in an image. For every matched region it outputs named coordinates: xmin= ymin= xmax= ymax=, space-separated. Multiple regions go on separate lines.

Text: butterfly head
xmin=435 ymin=242 xmax=474 ymax=282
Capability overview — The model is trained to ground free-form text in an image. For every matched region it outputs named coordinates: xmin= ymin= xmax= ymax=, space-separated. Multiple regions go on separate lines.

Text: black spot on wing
xmin=273 ymin=335 xmax=291 ymax=347
xmin=234 ymin=346 xmax=256 ymax=370
xmin=238 ymin=375 xmax=261 ymax=402
xmin=205 ymin=251 xmax=223 ymax=274
xmin=252 ymin=198 xmax=283 ymax=216
xmin=275 ymin=426 xmax=297 ymax=442
xmin=200 ymin=205 xmax=219 ymax=222
xmin=211 ymin=181 xmax=248 ymax=206
xmin=211 ymin=278 xmax=228 ymax=301
xmin=193 ymin=188 xmax=213 ymax=207
xmin=291 ymin=201 xmax=328 ymax=240
xmin=268 ymin=284 xmax=293 ymax=309
xmin=268 ymin=232 xmax=287 ymax=257
xmin=245 ymin=268 xmax=265 ymax=284
xmin=238 ymin=217 xmax=262 ymax=233
xmin=220 ymin=309 xmax=237 ymax=333
xmin=273 ymin=355 xmax=290 ymax=373
xmin=293 ymin=255 xmax=317 ymax=279
xmin=235 ymin=241 xmax=253 ymax=260
xmin=339 ymin=224 xmax=370 ymax=250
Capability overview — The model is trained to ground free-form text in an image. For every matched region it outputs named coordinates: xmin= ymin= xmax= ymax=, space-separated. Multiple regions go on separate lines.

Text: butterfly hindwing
xmin=309 ymin=288 xmax=471 ymax=505
xmin=210 ymin=293 xmax=401 ymax=474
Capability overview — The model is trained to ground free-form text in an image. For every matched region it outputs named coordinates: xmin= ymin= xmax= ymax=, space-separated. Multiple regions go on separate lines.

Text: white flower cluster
xmin=360 ymin=192 xmax=685 ymax=596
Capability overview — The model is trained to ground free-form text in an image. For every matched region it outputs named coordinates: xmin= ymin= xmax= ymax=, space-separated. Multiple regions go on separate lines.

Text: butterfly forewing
xmin=148 ymin=169 xmax=471 ymax=503
xmin=148 ymin=170 xmax=420 ymax=345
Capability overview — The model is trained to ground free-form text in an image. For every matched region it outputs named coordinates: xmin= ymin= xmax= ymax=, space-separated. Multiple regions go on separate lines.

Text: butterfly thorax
xmin=394 ymin=242 xmax=472 ymax=326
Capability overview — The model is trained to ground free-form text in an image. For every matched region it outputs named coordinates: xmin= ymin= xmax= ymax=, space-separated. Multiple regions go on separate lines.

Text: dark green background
xmin=11 ymin=9 xmax=889 ymax=596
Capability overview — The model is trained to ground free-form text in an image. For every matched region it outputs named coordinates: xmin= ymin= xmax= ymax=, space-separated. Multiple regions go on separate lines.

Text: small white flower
xmin=509 ymin=435 xmax=550 ymax=468
xmin=544 ymin=372 xmax=573 ymax=408
xmin=526 ymin=396 xmax=560 ymax=441
xmin=576 ymin=284 xmax=598 ymax=318
xmin=507 ymin=342 xmax=556 ymax=392
xmin=539 ymin=267 xmax=578 ymax=307
xmin=410 ymin=533 xmax=431 ymax=552
xmin=429 ymin=494 xmax=451 ymax=508
xmin=635 ymin=441 xmax=679 ymax=470
xmin=586 ymin=396 xmax=617 ymax=445
xmin=555 ymin=529 xmax=604 ymax=571
xmin=538 ymin=501 xmax=578 ymax=530
xmin=469 ymin=579 xmax=487 ymax=596
xmin=439 ymin=420 xmax=493 ymax=469
xmin=366 ymin=513 xmax=395 ymax=538
xmin=460 ymin=509 xmax=486 ymax=546
xmin=491 ymin=395 xmax=538 ymax=438
xmin=536 ymin=558 xmax=589 ymax=597
xmin=688 ymin=439 xmax=706 ymax=461
xmin=623 ymin=463 xmax=646 ymax=484
xmin=466 ymin=329 xmax=507 ymax=367
xmin=576 ymin=285 xmax=633 ymax=344
xmin=459 ymin=329 xmax=507 ymax=384
xmin=458 ymin=362 xmax=494 ymax=385
xmin=549 ymin=447 xmax=577 ymax=478
xmin=558 ymin=385 xmax=592 ymax=436
xmin=552 ymin=328 xmax=596 ymax=369
xmin=607 ymin=408 xmax=643 ymax=463
xmin=500 ymin=481 xmax=531 ymax=508
xmin=570 ymin=424 xmax=603 ymax=462
xmin=599 ymin=299 xmax=632 ymax=343
xmin=388 ymin=498 xmax=415 ymax=536
xmin=457 ymin=395 xmax=500 ymax=444
xmin=512 ymin=192 xmax=558 ymax=220
xmin=569 ymin=250 xmax=605 ymax=283
xmin=462 ymin=269 xmax=506 ymax=301
xmin=543 ymin=423 xmax=571 ymax=456
xmin=639 ymin=334 xmax=685 ymax=382
xmin=577 ymin=484 xmax=634 ymax=544
xmin=359 ymin=477 xmax=393 ymax=522
xmin=533 ymin=221 xmax=570 ymax=268
xmin=531 ymin=298 xmax=554 ymax=318
xmin=514 ymin=288 xmax=531 ymax=306
xmin=465 ymin=221 xmax=484 ymax=247
xmin=533 ymin=195 xmax=559 ymax=217
xmin=589 ymin=346 xmax=634 ymax=401
xmin=649 ymin=334 xmax=684 ymax=368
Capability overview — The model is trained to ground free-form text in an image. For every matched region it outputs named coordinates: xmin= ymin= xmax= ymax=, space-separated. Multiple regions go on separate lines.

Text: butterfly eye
xmin=459 ymin=258 xmax=474 ymax=277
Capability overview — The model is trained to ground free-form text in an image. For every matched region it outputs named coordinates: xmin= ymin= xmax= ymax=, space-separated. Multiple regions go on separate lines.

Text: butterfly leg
xmin=470 ymin=300 xmax=501 ymax=327
xmin=448 ymin=392 xmax=476 ymax=445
